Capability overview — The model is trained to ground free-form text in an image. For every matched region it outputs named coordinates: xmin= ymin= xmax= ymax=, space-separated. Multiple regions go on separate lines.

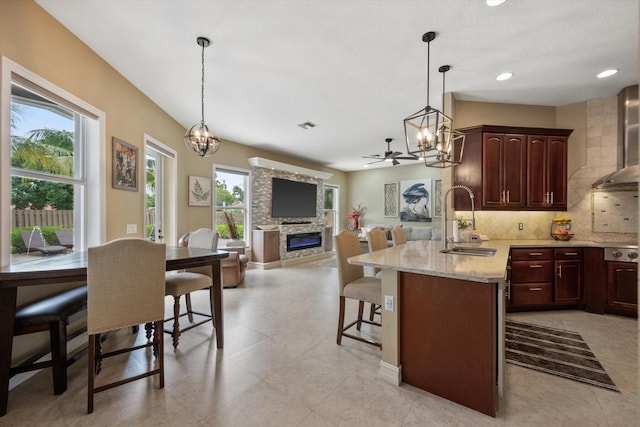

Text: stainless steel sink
xmin=440 ymin=246 xmax=497 ymax=257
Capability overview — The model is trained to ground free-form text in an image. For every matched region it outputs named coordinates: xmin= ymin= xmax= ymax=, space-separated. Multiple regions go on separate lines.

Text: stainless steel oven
xmin=604 ymin=245 xmax=638 ymax=317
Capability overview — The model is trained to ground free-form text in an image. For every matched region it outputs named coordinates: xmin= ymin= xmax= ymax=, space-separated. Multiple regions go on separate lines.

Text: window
xmin=214 ymin=167 xmax=250 ymax=247
xmin=324 ymin=184 xmax=339 ymax=233
xmin=2 ymin=59 xmax=104 ymax=266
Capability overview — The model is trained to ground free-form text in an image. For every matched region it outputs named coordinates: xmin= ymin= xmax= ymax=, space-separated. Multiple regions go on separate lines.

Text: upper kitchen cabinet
xmin=453 ymin=125 xmax=573 ymax=211
xmin=527 ymin=135 xmax=568 ymax=210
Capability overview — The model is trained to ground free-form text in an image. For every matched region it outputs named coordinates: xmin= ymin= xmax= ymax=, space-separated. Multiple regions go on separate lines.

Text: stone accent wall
xmin=251 ymin=166 xmax=325 ymax=259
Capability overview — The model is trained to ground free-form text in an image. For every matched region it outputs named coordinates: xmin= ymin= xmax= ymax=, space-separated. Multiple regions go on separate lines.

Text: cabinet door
xmin=482 ymin=133 xmax=504 ymax=208
xmin=502 ymin=134 xmax=526 ymax=208
xmin=526 ymin=135 xmax=548 ymax=207
xmin=546 ymin=136 xmax=568 ymax=209
xmin=606 ymin=262 xmax=638 ymax=316
xmin=555 ymin=260 xmax=582 ymax=303
xmin=527 ymin=135 xmax=568 ymax=209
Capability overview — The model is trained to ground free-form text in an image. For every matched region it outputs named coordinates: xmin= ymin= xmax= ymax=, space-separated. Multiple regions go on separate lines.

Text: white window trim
xmin=1 ymin=57 xmax=106 ymax=266
xmin=213 ymin=164 xmax=252 ymax=245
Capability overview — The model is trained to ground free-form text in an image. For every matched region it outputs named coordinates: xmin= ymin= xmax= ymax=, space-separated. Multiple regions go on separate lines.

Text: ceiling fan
xmin=362 ymin=138 xmax=418 ymax=166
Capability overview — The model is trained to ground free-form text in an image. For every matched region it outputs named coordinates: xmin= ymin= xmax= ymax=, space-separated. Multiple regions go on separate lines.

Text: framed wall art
xmin=383 ymin=182 xmax=399 ymax=217
xmin=189 ymin=175 xmax=212 ymax=206
xmin=433 ymin=179 xmax=442 ymax=218
xmin=112 ymin=137 xmax=138 ymax=191
xmin=400 ymin=178 xmax=432 ymax=222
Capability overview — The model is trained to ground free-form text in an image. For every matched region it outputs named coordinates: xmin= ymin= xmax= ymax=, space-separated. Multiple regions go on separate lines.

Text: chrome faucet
xmin=442 ymin=185 xmax=475 ymax=250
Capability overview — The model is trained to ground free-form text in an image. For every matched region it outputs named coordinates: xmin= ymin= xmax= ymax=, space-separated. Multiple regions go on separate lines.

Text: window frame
xmin=1 ymin=57 xmax=106 ymax=266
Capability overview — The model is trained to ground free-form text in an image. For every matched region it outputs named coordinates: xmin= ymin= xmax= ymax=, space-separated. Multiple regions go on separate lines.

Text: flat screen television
xmin=271 ymin=177 xmax=317 ymax=218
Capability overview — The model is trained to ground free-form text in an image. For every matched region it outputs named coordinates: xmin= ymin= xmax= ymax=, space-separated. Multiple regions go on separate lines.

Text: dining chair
xmin=366 ymin=227 xmax=387 ymax=321
xmin=334 ymin=230 xmax=382 ymax=348
xmin=87 ymin=238 xmax=165 ymax=414
xmin=164 ymin=228 xmax=217 ymax=349
xmin=391 ymin=226 xmax=407 ymax=246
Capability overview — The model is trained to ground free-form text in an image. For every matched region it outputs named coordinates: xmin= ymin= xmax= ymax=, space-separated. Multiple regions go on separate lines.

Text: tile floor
xmin=3 ymin=258 xmax=638 ymax=426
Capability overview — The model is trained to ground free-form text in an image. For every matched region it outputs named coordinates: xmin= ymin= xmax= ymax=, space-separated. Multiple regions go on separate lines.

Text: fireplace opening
xmin=287 ymin=232 xmax=322 ymax=251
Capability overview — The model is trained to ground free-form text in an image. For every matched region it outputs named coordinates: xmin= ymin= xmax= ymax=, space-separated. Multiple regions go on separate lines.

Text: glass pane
xmin=145 ymin=155 xmax=157 ymax=240
xmin=215 ymin=170 xmax=246 ymax=243
xmin=11 ymin=84 xmax=76 ymax=178
xmin=324 ymin=187 xmax=334 ymax=209
xmin=10 ymin=177 xmax=75 ymax=265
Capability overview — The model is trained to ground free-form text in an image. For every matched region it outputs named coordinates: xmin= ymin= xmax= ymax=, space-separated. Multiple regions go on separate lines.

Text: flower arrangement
xmin=348 ymin=204 xmax=367 ymax=229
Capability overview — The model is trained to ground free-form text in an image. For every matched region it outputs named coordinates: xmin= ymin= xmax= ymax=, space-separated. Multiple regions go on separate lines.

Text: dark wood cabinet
xmin=508 ymin=247 xmax=584 ymax=311
xmin=527 ymin=135 xmax=568 ymax=210
xmin=554 ymin=248 xmax=583 ymax=304
xmin=606 ymin=262 xmax=638 ymax=318
xmin=510 ymin=248 xmax=553 ymax=306
xmin=251 ymin=230 xmax=280 ymax=263
xmin=453 ymin=125 xmax=572 ymax=211
xmin=482 ymin=133 xmax=526 ymax=208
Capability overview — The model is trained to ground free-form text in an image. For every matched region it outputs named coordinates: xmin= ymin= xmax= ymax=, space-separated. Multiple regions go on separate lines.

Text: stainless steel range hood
xmin=592 ymin=85 xmax=639 ymax=190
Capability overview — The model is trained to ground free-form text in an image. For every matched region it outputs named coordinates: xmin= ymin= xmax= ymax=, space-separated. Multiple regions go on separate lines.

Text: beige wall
xmin=0 ymin=0 xmax=346 ymax=366
xmin=0 ymin=0 xmax=346 ymax=243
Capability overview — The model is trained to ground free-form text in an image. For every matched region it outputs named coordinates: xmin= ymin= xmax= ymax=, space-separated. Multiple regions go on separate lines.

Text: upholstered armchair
xmin=222 ymin=250 xmax=249 ymax=287
xmin=178 ymin=232 xmax=248 ymax=288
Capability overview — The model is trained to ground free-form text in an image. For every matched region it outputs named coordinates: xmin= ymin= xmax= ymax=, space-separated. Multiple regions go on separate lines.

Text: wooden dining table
xmin=0 ymin=245 xmax=229 ymax=416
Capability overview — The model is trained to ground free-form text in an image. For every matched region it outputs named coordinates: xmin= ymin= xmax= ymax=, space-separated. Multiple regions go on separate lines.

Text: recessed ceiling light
xmin=496 ymin=72 xmax=514 ymax=81
xmin=597 ymin=69 xmax=618 ymax=79
xmin=297 ymin=121 xmax=316 ymax=129
xmin=486 ymin=0 xmax=507 ymax=6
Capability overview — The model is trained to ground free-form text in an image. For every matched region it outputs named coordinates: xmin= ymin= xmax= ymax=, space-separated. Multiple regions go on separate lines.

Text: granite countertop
xmin=347 ymin=239 xmax=626 ymax=284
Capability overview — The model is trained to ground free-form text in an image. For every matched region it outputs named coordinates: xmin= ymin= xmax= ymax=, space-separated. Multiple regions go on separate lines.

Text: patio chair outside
xmin=20 ymin=230 xmax=69 ymax=256
xmin=54 ymin=230 xmax=74 ymax=249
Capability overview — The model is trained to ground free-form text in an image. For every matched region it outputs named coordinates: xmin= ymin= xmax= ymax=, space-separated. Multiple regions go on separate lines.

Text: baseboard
xmin=250 ymin=251 xmax=333 ymax=269
xmin=248 ymin=260 xmax=282 ymax=270
xmin=379 ymin=360 xmax=402 ymax=385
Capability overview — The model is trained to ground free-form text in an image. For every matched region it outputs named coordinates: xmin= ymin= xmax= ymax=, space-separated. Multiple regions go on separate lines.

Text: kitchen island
xmin=348 ymin=239 xmax=510 ymax=417
xmin=348 ymin=238 xmax=604 ymax=417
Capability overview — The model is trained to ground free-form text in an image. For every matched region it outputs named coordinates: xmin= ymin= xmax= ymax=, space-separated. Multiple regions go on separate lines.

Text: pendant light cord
xmin=200 ymin=41 xmax=205 ymax=125
xmin=426 ymin=39 xmax=430 ymax=108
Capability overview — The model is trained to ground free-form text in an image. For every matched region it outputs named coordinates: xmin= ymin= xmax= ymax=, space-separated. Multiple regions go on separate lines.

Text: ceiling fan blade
xmin=366 ymin=158 xmax=384 ymax=165
xmin=394 ymin=155 xmax=420 ymax=160
xmin=389 ymin=151 xmax=403 ymax=158
xmin=362 ymin=154 xmax=383 ymax=159
xmin=392 ymin=159 xmax=400 ymax=166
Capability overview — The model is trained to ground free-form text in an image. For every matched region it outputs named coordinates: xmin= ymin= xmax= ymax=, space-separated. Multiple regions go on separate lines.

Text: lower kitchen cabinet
xmin=554 ymin=248 xmax=583 ymax=304
xmin=508 ymin=247 xmax=584 ymax=311
xmin=606 ymin=262 xmax=638 ymax=318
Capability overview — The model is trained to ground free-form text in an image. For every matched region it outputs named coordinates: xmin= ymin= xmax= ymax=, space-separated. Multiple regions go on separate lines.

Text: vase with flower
xmin=348 ymin=204 xmax=367 ymax=230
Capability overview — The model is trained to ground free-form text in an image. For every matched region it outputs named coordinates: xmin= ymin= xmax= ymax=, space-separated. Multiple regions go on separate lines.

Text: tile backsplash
xmin=593 ymin=190 xmax=639 ymax=233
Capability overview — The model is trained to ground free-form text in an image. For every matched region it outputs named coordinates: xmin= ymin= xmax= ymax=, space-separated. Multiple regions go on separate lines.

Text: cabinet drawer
xmin=512 ymin=260 xmax=553 ymax=282
xmin=511 ymin=283 xmax=553 ymax=305
xmin=554 ymin=248 xmax=583 ymax=260
xmin=511 ymin=248 xmax=553 ymax=260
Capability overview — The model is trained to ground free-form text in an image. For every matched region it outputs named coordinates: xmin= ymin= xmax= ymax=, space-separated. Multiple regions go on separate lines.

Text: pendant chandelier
xmin=184 ymin=37 xmax=221 ymax=158
xmin=403 ymin=32 xmax=464 ymax=168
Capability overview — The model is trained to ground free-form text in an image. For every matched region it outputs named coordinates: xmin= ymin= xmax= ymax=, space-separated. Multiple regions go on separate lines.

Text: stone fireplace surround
xmin=249 ymin=157 xmax=333 ymax=262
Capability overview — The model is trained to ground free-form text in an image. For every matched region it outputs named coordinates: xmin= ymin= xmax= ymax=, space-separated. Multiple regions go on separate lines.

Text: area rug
xmin=505 ymin=320 xmax=619 ymax=392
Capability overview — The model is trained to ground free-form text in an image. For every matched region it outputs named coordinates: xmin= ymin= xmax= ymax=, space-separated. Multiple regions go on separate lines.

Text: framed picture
xmin=189 ymin=175 xmax=211 ymax=206
xmin=400 ymin=178 xmax=432 ymax=222
xmin=383 ymin=182 xmax=399 ymax=217
xmin=433 ymin=180 xmax=442 ymax=217
xmin=112 ymin=137 xmax=138 ymax=191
